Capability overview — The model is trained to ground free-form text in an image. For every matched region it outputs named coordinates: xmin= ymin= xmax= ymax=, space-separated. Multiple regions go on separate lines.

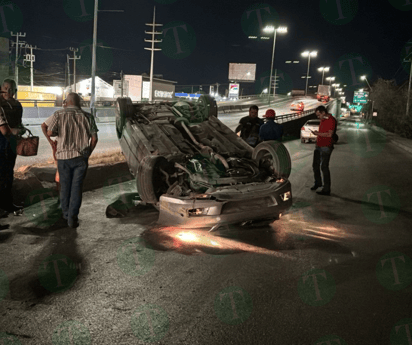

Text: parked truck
xmin=317 ymin=85 xmax=331 ymax=102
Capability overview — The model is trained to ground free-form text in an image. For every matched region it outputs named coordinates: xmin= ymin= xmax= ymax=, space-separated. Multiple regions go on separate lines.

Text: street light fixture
xmin=326 ymin=76 xmax=335 ymax=85
xmin=317 ymin=66 xmax=330 ymax=85
xmin=360 ymin=75 xmax=372 ymax=90
xmin=301 ymin=50 xmax=317 ymax=96
xmin=264 ymin=25 xmax=287 ymax=105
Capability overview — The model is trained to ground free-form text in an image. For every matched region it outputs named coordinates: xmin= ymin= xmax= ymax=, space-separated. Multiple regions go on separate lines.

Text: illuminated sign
xmin=228 ymin=63 xmax=256 ymax=82
xmin=353 ymin=91 xmax=369 ymax=104
xmin=154 ymin=90 xmax=173 ymax=98
xmin=229 ymin=83 xmax=240 ymax=98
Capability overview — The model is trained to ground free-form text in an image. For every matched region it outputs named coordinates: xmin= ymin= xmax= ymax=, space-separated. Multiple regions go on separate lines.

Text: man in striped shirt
xmin=45 ymin=93 xmax=98 ymax=228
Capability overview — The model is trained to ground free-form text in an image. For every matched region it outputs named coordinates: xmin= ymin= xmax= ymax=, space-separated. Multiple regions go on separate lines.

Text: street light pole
xmin=268 ymin=28 xmax=277 ymax=105
xmin=305 ymin=55 xmax=311 ymax=96
xmin=90 ymin=0 xmax=98 ymax=116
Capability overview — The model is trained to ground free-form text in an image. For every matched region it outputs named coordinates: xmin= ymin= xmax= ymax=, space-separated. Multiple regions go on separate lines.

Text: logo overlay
xmin=24 ymin=188 xmax=62 ymax=228
xmin=361 ymin=185 xmax=401 ymax=224
xmin=255 ymin=69 xmax=294 ymax=99
xmin=298 ymin=268 xmax=336 ymax=306
xmin=0 ymin=269 xmax=9 ymax=301
xmin=161 ymin=21 xmax=196 ymax=60
xmin=0 ymin=333 xmax=22 ymax=344
xmin=333 ymin=53 xmax=373 ymax=92
xmin=346 ymin=124 xmax=386 ymax=158
xmin=391 ymin=319 xmax=412 ymax=345
xmin=388 ymin=0 xmax=412 ymax=11
xmin=117 ymin=237 xmax=156 ymax=276
xmin=400 ymin=39 xmax=412 ymax=74
xmin=241 ymin=3 xmax=280 ymax=37
xmin=77 ymin=38 xmax=113 ymax=76
xmin=63 ymin=0 xmax=94 ymax=22
xmin=314 ymin=335 xmax=348 ymax=345
xmin=131 ymin=304 xmax=169 ymax=342
xmin=214 ymin=286 xmax=253 ymax=325
xmin=376 ymin=252 xmax=412 ymax=291
xmin=103 ymin=173 xmax=136 ymax=213
xmin=0 ymin=1 xmax=23 ymax=38
xmin=52 ymin=321 xmax=91 ymax=345
xmin=38 ymin=254 xmax=78 ymax=293
xmin=319 ymin=0 xmax=358 ymax=25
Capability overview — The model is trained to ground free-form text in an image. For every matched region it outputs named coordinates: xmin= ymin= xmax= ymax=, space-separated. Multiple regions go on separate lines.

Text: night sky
xmin=3 ymin=0 xmax=412 ymax=98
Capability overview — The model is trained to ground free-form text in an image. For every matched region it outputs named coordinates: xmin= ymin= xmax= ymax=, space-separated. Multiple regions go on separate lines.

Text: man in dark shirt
xmin=235 ymin=105 xmax=264 ymax=147
xmin=259 ymin=109 xmax=283 ymax=141
xmin=311 ymin=105 xmax=337 ymax=196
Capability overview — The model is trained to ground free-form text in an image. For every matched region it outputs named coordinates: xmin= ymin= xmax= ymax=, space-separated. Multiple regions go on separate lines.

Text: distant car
xmin=300 ymin=119 xmax=321 ymax=143
xmin=290 ymin=101 xmax=305 ymax=112
xmin=317 ymin=95 xmax=330 ymax=102
xmin=115 ymin=95 xmax=293 ymax=229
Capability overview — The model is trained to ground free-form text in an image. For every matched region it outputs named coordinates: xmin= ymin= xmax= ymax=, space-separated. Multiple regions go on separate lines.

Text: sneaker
xmin=310 ymin=184 xmax=322 ymax=191
xmin=316 ymin=190 xmax=331 ymax=196
xmin=68 ymin=218 xmax=79 ymax=228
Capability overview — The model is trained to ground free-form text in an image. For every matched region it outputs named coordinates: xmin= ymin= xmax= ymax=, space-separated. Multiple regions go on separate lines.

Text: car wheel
xmin=116 ymin=97 xmax=134 ymax=139
xmin=137 ymin=155 xmax=175 ymax=204
xmin=252 ymin=141 xmax=291 ymax=179
xmin=198 ymin=94 xmax=218 ymax=119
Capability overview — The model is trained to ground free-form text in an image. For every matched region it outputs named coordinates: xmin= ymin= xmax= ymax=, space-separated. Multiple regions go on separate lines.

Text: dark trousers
xmin=57 ymin=156 xmax=88 ymax=221
xmin=0 ymin=146 xmax=17 ymax=208
xmin=312 ymin=146 xmax=333 ymax=192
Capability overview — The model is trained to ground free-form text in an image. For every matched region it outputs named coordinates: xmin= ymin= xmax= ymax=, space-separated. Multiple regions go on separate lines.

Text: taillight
xmin=301 ymin=127 xmax=305 ymax=130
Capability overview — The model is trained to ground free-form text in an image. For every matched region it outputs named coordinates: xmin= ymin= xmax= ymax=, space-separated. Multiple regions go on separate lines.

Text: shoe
xmin=310 ymin=184 xmax=322 ymax=191
xmin=68 ymin=217 xmax=79 ymax=228
xmin=316 ymin=190 xmax=331 ymax=196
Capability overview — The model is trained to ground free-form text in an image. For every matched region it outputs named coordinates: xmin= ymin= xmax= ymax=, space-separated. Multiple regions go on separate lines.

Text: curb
xmin=369 ymin=124 xmax=412 ymax=155
xmin=13 ymin=161 xmax=131 ymax=205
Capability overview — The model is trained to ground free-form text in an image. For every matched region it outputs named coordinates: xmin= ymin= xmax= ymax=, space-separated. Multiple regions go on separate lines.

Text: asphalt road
xmin=15 ymin=96 xmax=319 ymax=169
xmin=1 ymin=116 xmax=412 ymax=344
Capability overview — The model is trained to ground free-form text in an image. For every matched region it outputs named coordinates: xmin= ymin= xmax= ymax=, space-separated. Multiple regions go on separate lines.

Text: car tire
xmin=198 ymin=94 xmax=218 ymax=119
xmin=116 ymin=97 xmax=134 ymax=139
xmin=137 ymin=155 xmax=175 ymax=204
xmin=252 ymin=141 xmax=291 ymax=179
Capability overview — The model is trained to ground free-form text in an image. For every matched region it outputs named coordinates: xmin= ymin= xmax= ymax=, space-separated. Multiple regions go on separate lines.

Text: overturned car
xmin=115 ymin=95 xmax=293 ymax=229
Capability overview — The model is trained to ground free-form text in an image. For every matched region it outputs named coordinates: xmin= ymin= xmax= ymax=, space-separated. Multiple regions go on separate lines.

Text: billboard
xmin=353 ymin=91 xmax=369 ymax=104
xmin=228 ymin=63 xmax=256 ymax=82
xmin=229 ymin=83 xmax=240 ymax=99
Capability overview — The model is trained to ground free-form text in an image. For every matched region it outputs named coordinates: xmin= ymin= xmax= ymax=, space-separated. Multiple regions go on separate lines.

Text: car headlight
xmin=188 ymin=208 xmax=210 ymax=216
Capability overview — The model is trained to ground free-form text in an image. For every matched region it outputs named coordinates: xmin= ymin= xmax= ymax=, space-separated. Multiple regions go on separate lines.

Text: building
xmin=66 ymin=76 xmax=115 ymax=101
xmin=113 ymin=74 xmax=177 ymax=102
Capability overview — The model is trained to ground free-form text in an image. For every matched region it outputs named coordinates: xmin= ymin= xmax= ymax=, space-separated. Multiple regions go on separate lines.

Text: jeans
xmin=0 ymin=146 xmax=17 ymax=208
xmin=57 ymin=156 xmax=88 ymax=221
xmin=312 ymin=146 xmax=333 ymax=192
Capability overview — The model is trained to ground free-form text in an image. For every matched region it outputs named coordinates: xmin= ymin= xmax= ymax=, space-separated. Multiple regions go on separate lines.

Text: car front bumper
xmin=157 ymin=180 xmax=292 ymax=228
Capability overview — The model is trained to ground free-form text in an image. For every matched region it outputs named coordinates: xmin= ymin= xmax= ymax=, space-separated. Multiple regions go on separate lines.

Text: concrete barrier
xmin=22 ymin=107 xmax=116 ymax=126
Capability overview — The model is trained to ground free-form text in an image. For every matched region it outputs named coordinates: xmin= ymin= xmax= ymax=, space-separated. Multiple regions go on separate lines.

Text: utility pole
xmin=23 ymin=44 xmax=37 ymax=91
xmin=144 ymin=6 xmax=163 ymax=102
xmin=272 ymin=68 xmax=279 ymax=100
xmin=67 ymin=55 xmax=71 ymax=92
xmin=120 ymin=70 xmax=124 ymax=97
xmin=69 ymin=47 xmax=81 ymax=92
xmin=11 ymin=32 xmax=26 ymax=88
xmin=216 ymin=82 xmax=220 ymax=96
xmin=404 ymin=53 xmax=412 ymax=117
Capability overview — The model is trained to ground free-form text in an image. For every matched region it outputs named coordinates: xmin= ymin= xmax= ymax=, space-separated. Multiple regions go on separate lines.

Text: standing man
xmin=45 ymin=93 xmax=98 ymax=228
xmin=0 ymin=79 xmax=24 ymax=213
xmin=311 ymin=105 xmax=337 ymax=196
xmin=259 ymin=109 xmax=283 ymax=141
xmin=235 ymin=105 xmax=264 ymax=147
